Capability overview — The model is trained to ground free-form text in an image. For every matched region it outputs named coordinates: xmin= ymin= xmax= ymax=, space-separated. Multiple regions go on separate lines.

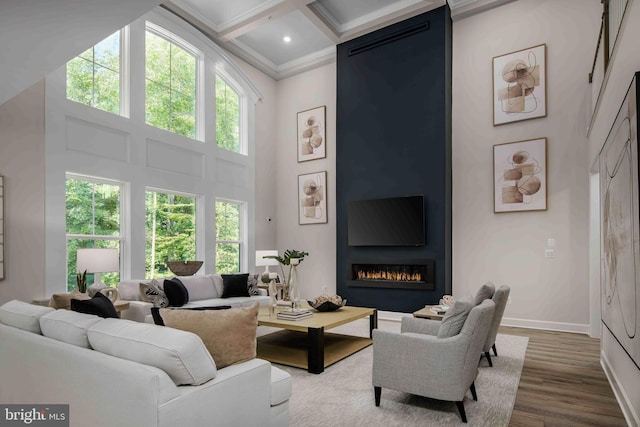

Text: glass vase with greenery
xmin=264 ymin=249 xmax=309 ymax=300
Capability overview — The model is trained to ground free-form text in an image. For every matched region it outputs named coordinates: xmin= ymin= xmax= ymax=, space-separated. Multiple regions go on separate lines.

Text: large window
xmin=146 ymin=190 xmax=197 ymax=278
xmin=215 ymin=74 xmax=241 ymax=153
xmin=215 ymin=200 xmax=243 ymax=273
xmin=145 ymin=25 xmax=198 ymax=139
xmin=66 ymin=176 xmax=121 ymax=291
xmin=66 ymin=30 xmax=122 ymax=114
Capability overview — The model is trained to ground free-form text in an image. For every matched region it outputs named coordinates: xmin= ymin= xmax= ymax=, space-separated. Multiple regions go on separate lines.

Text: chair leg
xmin=492 ymin=343 xmax=498 ymax=357
xmin=455 ymin=401 xmax=468 ymax=423
xmin=485 ymin=351 xmax=493 ymax=367
xmin=374 ymin=386 xmax=381 ymax=406
xmin=470 ymin=381 xmax=477 ymax=401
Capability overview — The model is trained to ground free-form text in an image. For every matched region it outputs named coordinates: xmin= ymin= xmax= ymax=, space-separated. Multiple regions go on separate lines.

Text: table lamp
xmin=255 ymin=250 xmax=279 ymax=282
xmin=77 ymin=248 xmax=119 ymax=288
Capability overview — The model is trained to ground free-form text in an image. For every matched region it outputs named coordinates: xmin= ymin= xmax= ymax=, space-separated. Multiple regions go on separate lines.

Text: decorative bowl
xmin=166 ymin=261 xmax=203 ymax=276
xmin=307 ymin=299 xmax=347 ymax=312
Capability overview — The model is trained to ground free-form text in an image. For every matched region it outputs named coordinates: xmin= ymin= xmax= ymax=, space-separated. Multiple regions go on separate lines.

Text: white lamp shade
xmin=77 ymin=248 xmax=119 ymax=273
xmin=255 ymin=250 xmax=279 ymax=267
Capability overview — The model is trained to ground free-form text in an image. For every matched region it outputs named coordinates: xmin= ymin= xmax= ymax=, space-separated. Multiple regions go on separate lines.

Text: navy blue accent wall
xmin=336 ymin=6 xmax=452 ymax=313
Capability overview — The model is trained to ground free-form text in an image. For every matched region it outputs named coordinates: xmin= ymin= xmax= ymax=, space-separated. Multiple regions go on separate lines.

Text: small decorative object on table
xmin=268 ymin=272 xmax=278 ymax=316
xmin=166 ymin=260 xmax=203 ymax=276
xmin=308 ymin=295 xmax=346 ymax=312
xmin=439 ymin=295 xmax=455 ymax=307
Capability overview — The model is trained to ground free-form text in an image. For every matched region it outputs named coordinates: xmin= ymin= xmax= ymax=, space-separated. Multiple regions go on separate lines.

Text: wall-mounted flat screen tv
xmin=347 ymin=195 xmax=425 ymax=246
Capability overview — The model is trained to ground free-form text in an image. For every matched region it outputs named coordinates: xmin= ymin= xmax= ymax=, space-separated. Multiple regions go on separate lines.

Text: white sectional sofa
xmin=118 ymin=274 xmax=270 ymax=323
xmin=0 ymin=300 xmax=291 ymax=427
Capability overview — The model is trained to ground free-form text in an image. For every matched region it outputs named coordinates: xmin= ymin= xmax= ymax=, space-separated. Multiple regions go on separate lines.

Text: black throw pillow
xmin=150 ymin=306 xmax=232 ymax=326
xmin=70 ymin=291 xmax=119 ymax=318
xmin=221 ymin=273 xmax=251 ymax=298
xmin=164 ymin=278 xmax=189 ymax=307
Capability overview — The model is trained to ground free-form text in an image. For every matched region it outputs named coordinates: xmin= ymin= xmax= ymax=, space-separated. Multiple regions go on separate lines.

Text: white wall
xmin=586 ymin=0 xmax=640 ymax=423
xmin=452 ymin=0 xmax=601 ymax=333
xmin=275 ymin=63 xmax=337 ymax=299
xmin=0 ymin=81 xmax=47 ymax=302
xmin=231 ymin=54 xmax=279 ymax=253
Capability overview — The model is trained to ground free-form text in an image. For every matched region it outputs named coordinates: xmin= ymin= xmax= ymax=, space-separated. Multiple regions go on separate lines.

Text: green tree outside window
xmin=215 ymin=75 xmax=241 ymax=152
xmin=65 ymin=178 xmax=121 ymax=291
xmin=215 ymin=200 xmax=242 ymax=273
xmin=146 ymin=191 xmax=196 ymax=278
xmin=145 ymin=29 xmax=197 ymax=139
xmin=66 ymin=31 xmax=121 ymax=114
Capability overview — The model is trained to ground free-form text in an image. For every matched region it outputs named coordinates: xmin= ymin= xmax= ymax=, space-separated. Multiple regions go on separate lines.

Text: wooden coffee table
xmin=257 ymin=304 xmax=377 ymax=374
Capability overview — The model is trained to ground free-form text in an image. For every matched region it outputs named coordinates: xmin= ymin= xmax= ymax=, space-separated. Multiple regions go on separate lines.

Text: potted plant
xmin=264 ymin=249 xmax=309 ymax=300
xmin=76 ymin=270 xmax=87 ymax=293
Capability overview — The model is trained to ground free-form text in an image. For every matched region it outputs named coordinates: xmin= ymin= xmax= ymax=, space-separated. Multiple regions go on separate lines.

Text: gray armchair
xmin=482 ymin=285 xmax=510 ymax=367
xmin=372 ymin=299 xmax=495 ymax=423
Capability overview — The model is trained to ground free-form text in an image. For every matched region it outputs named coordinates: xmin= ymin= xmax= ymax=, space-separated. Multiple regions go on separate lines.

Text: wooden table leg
xmin=307 ymin=326 xmax=324 ymax=374
xmin=370 ymin=309 xmax=378 ymax=338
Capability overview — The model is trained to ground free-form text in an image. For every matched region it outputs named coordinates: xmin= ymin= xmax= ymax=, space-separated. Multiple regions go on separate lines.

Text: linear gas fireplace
xmin=348 ymin=259 xmax=435 ymax=290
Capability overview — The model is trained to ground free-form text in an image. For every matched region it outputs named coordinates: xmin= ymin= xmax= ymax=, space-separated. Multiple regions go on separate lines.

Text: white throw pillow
xmin=87 ymin=318 xmax=217 ymax=386
xmin=40 ymin=309 xmax=103 ymax=348
xmin=178 ymin=275 xmax=219 ymax=300
xmin=0 ymin=300 xmax=54 ymax=334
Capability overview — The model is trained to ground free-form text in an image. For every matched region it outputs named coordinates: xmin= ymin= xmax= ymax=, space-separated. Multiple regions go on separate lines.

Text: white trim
xmin=149 ymin=7 xmax=262 ymax=104
xmin=601 ymin=350 xmax=640 ymax=426
xmin=502 ymin=317 xmax=590 ymax=334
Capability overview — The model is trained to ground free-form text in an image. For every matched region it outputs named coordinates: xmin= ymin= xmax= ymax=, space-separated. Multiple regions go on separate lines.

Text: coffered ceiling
xmin=163 ymin=0 xmax=517 ymax=80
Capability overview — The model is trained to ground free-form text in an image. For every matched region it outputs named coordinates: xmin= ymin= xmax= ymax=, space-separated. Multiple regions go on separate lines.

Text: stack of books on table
xmin=277 ymin=308 xmax=313 ymax=321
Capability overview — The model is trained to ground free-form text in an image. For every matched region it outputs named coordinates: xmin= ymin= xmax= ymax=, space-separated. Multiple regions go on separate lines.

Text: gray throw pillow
xmin=473 ymin=281 xmax=495 ymax=306
xmin=437 ymin=297 xmax=474 ymax=338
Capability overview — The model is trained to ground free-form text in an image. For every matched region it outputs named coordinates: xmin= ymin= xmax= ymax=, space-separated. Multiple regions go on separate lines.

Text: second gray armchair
xmin=482 ymin=285 xmax=511 ymax=367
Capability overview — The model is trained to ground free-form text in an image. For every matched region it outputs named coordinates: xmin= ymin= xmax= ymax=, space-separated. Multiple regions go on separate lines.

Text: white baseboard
xmin=601 ymin=350 xmax=640 ymax=427
xmin=377 ymin=311 xmax=591 ymax=334
xmin=378 ymin=310 xmax=410 ymax=322
xmin=501 ymin=316 xmax=590 ymax=334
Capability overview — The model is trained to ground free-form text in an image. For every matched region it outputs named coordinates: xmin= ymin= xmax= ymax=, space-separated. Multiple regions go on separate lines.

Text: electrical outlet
xmin=545 ymin=249 xmax=555 ymax=258
xmin=508 ymin=297 xmax=512 ymax=304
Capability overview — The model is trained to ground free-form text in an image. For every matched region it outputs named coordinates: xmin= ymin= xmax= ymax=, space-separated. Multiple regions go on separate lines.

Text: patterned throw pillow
xmin=247 ymin=274 xmax=261 ymax=296
xmin=139 ymin=279 xmax=169 ymax=308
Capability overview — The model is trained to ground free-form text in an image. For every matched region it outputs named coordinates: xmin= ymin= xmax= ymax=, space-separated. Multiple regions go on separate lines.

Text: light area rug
xmin=258 ymin=318 xmax=529 ymax=427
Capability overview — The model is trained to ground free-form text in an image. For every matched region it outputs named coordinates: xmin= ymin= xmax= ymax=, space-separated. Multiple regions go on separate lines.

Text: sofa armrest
xmin=120 ymin=301 xmax=152 ymax=323
xmin=258 ymin=288 xmax=267 ymax=296
xmin=400 ymin=316 xmax=440 ymax=336
xmin=158 ymin=358 xmax=272 ymax=427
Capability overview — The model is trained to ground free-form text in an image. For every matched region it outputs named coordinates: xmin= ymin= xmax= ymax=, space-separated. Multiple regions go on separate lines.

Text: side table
xmin=412 ymin=305 xmax=446 ymax=320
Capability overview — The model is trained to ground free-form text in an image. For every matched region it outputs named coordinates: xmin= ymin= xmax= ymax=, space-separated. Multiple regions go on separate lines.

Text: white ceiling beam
xmin=294 ymin=1 xmax=341 ymax=43
xmin=217 ymin=1 xmax=299 ymax=41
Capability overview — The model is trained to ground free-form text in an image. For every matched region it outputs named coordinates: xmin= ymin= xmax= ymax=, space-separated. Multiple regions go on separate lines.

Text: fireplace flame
xmin=356 ymin=269 xmax=422 ymax=282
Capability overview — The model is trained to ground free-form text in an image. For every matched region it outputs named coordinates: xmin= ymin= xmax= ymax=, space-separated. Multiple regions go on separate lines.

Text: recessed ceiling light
xmin=283 ymin=36 xmax=291 ymax=43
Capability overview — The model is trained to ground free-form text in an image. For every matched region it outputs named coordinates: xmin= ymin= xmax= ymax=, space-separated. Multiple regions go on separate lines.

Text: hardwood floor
xmin=500 ymin=326 xmax=628 ymax=426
